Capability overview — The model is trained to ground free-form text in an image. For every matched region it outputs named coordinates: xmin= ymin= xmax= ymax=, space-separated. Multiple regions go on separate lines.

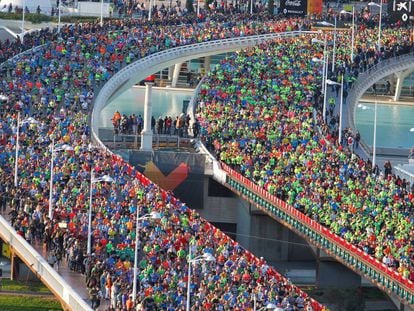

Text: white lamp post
xmin=312 ymin=34 xmax=328 ymax=95
xmin=340 ymin=6 xmax=355 ymax=62
xmin=48 ymin=141 xmax=73 ymax=219
xmin=87 ymin=174 xmax=114 ymax=255
xmin=148 ymin=0 xmax=152 ymax=21
xmin=197 ymin=0 xmax=200 ymax=16
xmin=250 ymin=0 xmax=253 ymax=15
xmin=132 ymin=211 xmax=161 ymax=303
xmin=58 ymin=0 xmax=61 ymax=33
xmin=100 ymin=0 xmax=104 ymax=27
xmin=186 ymin=248 xmax=215 ymax=311
xmin=14 ymin=113 xmax=39 ymax=187
xmin=316 ymin=21 xmax=336 ymax=73
xmin=368 ymin=0 xmax=383 ymax=51
xmin=372 ymin=99 xmax=378 ymax=168
xmin=21 ymin=0 xmax=26 ymax=43
xmin=326 ymin=77 xmax=344 ymax=145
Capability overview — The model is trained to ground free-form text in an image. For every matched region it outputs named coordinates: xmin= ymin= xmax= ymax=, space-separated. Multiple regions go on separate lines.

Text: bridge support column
xmin=204 ymin=56 xmax=211 ymax=74
xmin=10 ymin=249 xmax=15 ymax=280
xmin=393 ymin=69 xmax=413 ymax=101
xmin=316 ymin=253 xmax=361 ymax=288
xmin=168 ymin=66 xmax=173 ymax=81
xmin=171 ymin=63 xmax=183 ymax=88
xmin=140 ymin=82 xmax=154 ymax=151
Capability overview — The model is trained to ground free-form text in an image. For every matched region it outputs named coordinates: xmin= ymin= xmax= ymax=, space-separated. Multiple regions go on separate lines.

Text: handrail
xmin=0 ymin=216 xmax=92 ymax=311
xmin=220 ymin=163 xmax=414 ymax=294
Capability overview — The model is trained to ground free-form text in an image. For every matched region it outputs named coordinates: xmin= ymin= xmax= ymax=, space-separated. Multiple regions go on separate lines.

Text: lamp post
xmin=57 ymin=0 xmax=61 ymax=33
xmin=49 ymin=141 xmax=73 ymax=219
xmin=186 ymin=247 xmax=215 ymax=311
xmin=250 ymin=0 xmax=253 ymax=15
xmin=197 ymin=0 xmax=200 ymax=16
xmin=311 ymin=34 xmax=328 ymax=95
xmin=357 ymin=100 xmax=378 ymax=168
xmin=340 ymin=6 xmax=355 ymax=62
xmin=368 ymin=0 xmax=383 ymax=51
xmin=312 ymin=52 xmax=330 ymax=122
xmin=14 ymin=113 xmax=39 ymax=187
xmin=87 ymin=174 xmax=114 ymax=255
xmin=326 ymin=77 xmax=344 ymax=145
xmin=21 ymin=0 xmax=25 ymax=43
xmin=100 ymin=0 xmax=104 ymax=27
xmin=148 ymin=0 xmax=152 ymax=21
xmin=132 ymin=211 xmax=161 ymax=303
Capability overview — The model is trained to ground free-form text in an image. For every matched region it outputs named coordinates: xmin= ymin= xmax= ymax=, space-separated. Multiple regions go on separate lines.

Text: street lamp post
xmin=13 ymin=114 xmax=39 ymax=187
xmin=312 ymin=52 xmax=330 ymax=122
xmin=58 ymin=0 xmax=61 ymax=33
xmin=332 ymin=16 xmax=337 ymax=73
xmin=368 ymin=0 xmax=383 ymax=50
xmin=186 ymin=248 xmax=215 ymax=311
xmin=326 ymin=77 xmax=344 ymax=145
xmin=48 ymin=141 xmax=73 ymax=219
xmin=340 ymin=6 xmax=355 ymax=62
xmin=87 ymin=174 xmax=114 ymax=255
xmin=21 ymin=0 xmax=26 ymax=43
xmin=100 ymin=0 xmax=104 ymax=27
xmin=148 ymin=0 xmax=152 ymax=21
xmin=250 ymin=0 xmax=253 ymax=15
xmin=132 ymin=211 xmax=161 ymax=303
xmin=312 ymin=34 xmax=328 ymax=95
xmin=372 ymin=99 xmax=378 ymax=168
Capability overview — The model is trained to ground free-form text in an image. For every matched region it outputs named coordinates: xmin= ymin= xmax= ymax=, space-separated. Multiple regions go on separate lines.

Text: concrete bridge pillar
xmin=393 ymin=69 xmax=413 ymax=101
xmin=171 ymin=63 xmax=183 ymax=88
xmin=168 ymin=66 xmax=174 ymax=81
xmin=316 ymin=250 xmax=361 ymax=288
xmin=204 ymin=56 xmax=211 ymax=74
xmin=140 ymin=82 xmax=154 ymax=151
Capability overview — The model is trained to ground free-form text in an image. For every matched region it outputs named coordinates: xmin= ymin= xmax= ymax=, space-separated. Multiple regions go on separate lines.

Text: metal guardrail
xmin=0 ymin=216 xmax=92 ymax=311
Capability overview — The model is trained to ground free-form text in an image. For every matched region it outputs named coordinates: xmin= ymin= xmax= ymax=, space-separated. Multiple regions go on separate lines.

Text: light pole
xmin=87 ymin=174 xmax=114 ymax=255
xmin=100 ymin=0 xmax=104 ymax=27
xmin=340 ymin=6 xmax=355 ymax=62
xmin=21 ymin=0 xmax=25 ymax=43
xmin=148 ymin=0 xmax=152 ymax=21
xmin=14 ymin=113 xmax=39 ymax=187
xmin=197 ymin=0 xmax=200 ymax=16
xmin=312 ymin=51 xmax=330 ymax=122
xmin=49 ymin=141 xmax=74 ymax=219
xmin=327 ymin=77 xmax=344 ymax=145
xmin=250 ymin=0 xmax=253 ymax=15
xmin=132 ymin=211 xmax=161 ymax=303
xmin=186 ymin=248 xmax=215 ymax=311
xmin=332 ymin=16 xmax=337 ymax=73
xmin=312 ymin=34 xmax=328 ymax=96
xmin=368 ymin=0 xmax=383 ymax=51
xmin=373 ymin=98 xmax=378 ymax=169
xmin=58 ymin=0 xmax=61 ymax=33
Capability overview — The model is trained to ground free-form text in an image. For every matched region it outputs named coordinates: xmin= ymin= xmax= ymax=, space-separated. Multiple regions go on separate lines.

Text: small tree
xmin=186 ymin=0 xmax=195 ymax=13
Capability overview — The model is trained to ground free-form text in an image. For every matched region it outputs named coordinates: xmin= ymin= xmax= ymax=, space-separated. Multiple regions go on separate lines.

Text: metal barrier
xmin=0 ymin=216 xmax=92 ymax=311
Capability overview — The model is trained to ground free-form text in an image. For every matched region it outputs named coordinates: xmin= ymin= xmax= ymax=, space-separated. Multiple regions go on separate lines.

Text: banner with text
xmin=388 ymin=0 xmax=414 ymax=23
xmin=280 ymin=0 xmax=307 ymax=17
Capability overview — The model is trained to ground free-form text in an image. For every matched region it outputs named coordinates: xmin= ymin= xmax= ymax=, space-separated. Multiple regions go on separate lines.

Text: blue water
xmin=354 ymin=102 xmax=414 ymax=149
xmin=99 ymin=87 xmax=193 ymax=128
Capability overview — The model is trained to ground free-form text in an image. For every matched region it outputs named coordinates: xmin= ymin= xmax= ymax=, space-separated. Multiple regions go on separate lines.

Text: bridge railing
xmin=0 ymin=216 xmax=92 ymax=311
xmin=220 ymin=163 xmax=414 ymax=305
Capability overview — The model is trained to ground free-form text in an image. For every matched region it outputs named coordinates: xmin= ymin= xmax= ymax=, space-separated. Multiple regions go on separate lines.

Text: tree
xmin=186 ymin=0 xmax=194 ymax=13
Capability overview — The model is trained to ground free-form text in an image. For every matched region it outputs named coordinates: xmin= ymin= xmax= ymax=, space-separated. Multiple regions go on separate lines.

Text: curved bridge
xmin=91 ymin=32 xmax=414 ymax=308
xmin=91 ymin=30 xmax=317 ymax=141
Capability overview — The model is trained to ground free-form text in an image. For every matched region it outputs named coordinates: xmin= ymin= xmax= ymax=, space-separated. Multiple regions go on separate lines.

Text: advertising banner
xmin=388 ymin=0 xmax=414 ymax=23
xmin=280 ymin=0 xmax=307 ymax=17
xmin=307 ymin=0 xmax=322 ymax=15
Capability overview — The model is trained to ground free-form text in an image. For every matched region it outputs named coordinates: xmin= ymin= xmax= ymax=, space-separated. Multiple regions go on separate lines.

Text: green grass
xmin=1 ymin=279 xmax=51 ymax=293
xmin=0 ymin=296 xmax=62 ymax=311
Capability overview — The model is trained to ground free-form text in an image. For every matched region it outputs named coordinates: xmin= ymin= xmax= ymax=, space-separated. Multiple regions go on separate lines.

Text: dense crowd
xmin=0 ymin=13 xmax=330 ymax=311
xmin=195 ymin=25 xmax=414 ymax=286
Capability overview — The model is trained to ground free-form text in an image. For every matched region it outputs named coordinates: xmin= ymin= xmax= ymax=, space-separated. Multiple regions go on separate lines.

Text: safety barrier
xmin=221 ymin=163 xmax=414 ymax=306
xmin=0 ymin=216 xmax=92 ymax=311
